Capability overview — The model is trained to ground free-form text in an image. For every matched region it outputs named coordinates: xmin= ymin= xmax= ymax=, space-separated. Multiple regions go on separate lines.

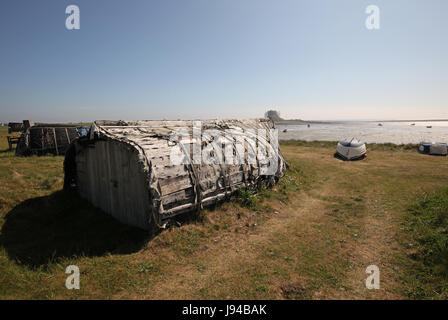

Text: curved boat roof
xmin=339 ymin=138 xmax=365 ymax=148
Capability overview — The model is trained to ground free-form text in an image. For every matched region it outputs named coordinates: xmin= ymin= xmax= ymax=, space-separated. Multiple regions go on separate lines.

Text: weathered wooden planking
xmin=76 ymin=140 xmax=152 ymax=229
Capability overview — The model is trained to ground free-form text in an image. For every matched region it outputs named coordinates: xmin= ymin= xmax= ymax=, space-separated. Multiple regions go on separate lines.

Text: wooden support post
xmin=53 ymin=128 xmax=59 ymax=155
xmin=65 ymin=128 xmax=71 ymax=144
xmin=41 ymin=128 xmax=44 ymax=152
xmin=7 ymin=136 xmax=20 ymax=151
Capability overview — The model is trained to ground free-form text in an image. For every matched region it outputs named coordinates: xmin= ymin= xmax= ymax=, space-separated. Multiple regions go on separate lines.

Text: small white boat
xmin=336 ymin=138 xmax=367 ymax=161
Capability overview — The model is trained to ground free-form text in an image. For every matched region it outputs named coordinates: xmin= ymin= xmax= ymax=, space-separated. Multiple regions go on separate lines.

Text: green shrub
xmin=236 ymin=187 xmax=259 ymax=209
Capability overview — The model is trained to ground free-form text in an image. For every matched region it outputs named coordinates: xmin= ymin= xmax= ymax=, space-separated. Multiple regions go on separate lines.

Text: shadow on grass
xmin=333 ymin=153 xmax=367 ymax=162
xmin=0 ymin=190 xmax=151 ymax=268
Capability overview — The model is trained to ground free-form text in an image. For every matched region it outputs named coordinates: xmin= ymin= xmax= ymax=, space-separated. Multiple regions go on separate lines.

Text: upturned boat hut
xmin=16 ymin=123 xmax=82 ymax=156
xmin=64 ymin=119 xmax=287 ymax=231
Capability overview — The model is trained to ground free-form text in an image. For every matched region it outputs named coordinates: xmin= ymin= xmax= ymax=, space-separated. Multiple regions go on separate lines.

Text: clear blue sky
xmin=1 ymin=0 xmax=447 ymax=122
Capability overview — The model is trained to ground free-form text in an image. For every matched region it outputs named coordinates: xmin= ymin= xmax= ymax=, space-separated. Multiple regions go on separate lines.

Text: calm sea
xmin=277 ymin=121 xmax=448 ymax=144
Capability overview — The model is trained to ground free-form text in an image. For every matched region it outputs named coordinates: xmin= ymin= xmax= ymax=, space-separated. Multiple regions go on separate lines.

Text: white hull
xmin=336 ymin=139 xmax=367 ymax=160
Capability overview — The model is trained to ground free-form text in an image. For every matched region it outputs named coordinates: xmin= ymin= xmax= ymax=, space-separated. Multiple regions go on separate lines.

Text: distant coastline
xmin=369 ymin=119 xmax=448 ymax=123
xmin=275 ymin=119 xmax=448 ymax=125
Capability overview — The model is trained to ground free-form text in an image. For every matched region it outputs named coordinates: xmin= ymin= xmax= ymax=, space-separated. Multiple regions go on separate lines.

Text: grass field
xmin=0 ymin=126 xmax=447 ymax=299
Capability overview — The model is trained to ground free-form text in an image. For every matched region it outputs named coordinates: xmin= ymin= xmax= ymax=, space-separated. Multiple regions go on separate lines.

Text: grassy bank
xmin=281 ymin=139 xmax=419 ymax=151
xmin=0 ymin=127 xmax=447 ymax=299
xmin=399 ymin=189 xmax=448 ymax=299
